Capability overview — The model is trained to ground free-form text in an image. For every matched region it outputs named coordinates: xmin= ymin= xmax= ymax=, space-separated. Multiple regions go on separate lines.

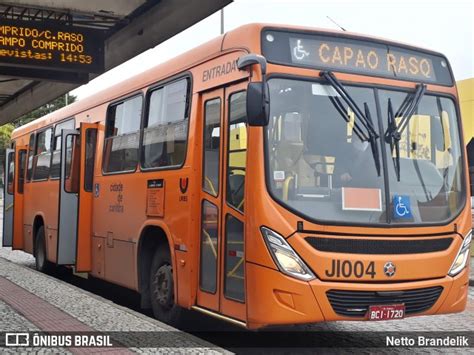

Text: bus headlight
xmin=448 ymin=231 xmax=472 ymax=277
xmin=261 ymin=227 xmax=315 ymax=281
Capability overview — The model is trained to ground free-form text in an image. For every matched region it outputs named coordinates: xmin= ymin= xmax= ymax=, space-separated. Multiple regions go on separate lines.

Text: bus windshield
xmin=265 ymin=77 xmax=464 ymax=225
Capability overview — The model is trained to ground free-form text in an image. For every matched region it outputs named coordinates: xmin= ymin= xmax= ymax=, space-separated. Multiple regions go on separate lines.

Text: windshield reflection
xmin=265 ymin=78 xmax=464 ymax=225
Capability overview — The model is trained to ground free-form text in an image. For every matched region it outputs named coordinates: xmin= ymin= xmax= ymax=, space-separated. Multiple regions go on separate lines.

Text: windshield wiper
xmin=387 ymin=98 xmax=400 ymax=181
xmin=320 ymin=71 xmax=381 ymax=176
xmin=327 ymin=95 xmax=369 ymax=142
xmin=385 ymin=84 xmax=426 ymax=181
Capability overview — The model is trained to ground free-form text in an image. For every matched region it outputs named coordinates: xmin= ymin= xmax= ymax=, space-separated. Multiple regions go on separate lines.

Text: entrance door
xmin=76 ymin=123 xmax=98 ymax=272
xmin=57 ymin=123 xmax=98 ymax=266
xmin=2 ymin=148 xmax=14 ymax=247
xmin=57 ymin=129 xmax=79 ymax=264
xmin=13 ymin=146 xmax=27 ymax=249
xmin=218 ymin=83 xmax=248 ymax=320
xmin=197 ymin=88 xmax=224 ymax=311
xmin=197 ymin=82 xmax=248 ymax=322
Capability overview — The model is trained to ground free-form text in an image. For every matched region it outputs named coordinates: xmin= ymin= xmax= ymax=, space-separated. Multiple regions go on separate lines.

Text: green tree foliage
xmin=0 ymin=93 xmax=77 ymax=174
xmin=0 ymin=123 xmax=14 ymax=151
xmin=14 ymin=93 xmax=77 ymax=127
xmin=0 ymin=123 xmax=14 ymax=175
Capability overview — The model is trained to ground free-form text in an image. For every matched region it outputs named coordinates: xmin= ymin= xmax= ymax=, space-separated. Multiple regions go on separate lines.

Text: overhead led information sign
xmin=0 ymin=19 xmax=104 ymax=73
xmin=262 ymin=29 xmax=453 ymax=86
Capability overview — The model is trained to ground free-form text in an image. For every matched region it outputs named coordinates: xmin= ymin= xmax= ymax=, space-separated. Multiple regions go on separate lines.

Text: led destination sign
xmin=262 ymin=30 xmax=453 ymax=85
xmin=0 ymin=19 xmax=104 ymax=73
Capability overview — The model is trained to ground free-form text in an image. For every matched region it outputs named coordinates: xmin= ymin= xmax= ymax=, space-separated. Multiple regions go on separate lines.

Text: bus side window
xmin=141 ymin=78 xmax=189 ymax=169
xmin=17 ymin=150 xmax=27 ymax=194
xmin=84 ymin=129 xmax=97 ymax=192
xmin=64 ymin=134 xmax=81 ymax=193
xmin=7 ymin=151 xmax=15 ymax=195
xmin=51 ymin=118 xmax=75 ymax=178
xmin=26 ymin=133 xmax=35 ymax=182
xmin=103 ymin=95 xmax=142 ymax=173
xmin=203 ymin=98 xmax=221 ymax=196
xmin=227 ymin=91 xmax=247 ymax=212
xmin=33 ymin=128 xmax=53 ymax=181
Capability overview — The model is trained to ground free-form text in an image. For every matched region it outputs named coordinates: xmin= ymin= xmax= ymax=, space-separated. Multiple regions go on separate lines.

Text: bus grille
xmin=326 ymin=286 xmax=443 ymax=317
xmin=306 ymin=237 xmax=453 ymax=254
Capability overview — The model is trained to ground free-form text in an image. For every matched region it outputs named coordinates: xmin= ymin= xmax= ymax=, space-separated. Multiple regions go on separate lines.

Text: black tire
xmin=149 ymin=247 xmax=183 ymax=326
xmin=35 ymin=226 xmax=53 ymax=273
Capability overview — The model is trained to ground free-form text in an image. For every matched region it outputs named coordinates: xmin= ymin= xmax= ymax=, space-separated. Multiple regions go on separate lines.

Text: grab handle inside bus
xmin=237 ymin=53 xmax=270 ymax=126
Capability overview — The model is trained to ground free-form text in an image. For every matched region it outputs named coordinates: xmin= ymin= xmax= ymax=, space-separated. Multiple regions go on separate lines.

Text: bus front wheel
xmin=149 ymin=248 xmax=183 ymax=326
xmin=35 ymin=226 xmax=53 ymax=273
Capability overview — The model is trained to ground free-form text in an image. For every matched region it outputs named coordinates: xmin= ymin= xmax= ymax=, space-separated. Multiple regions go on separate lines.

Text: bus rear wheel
xmin=35 ymin=226 xmax=53 ymax=273
xmin=149 ymin=248 xmax=183 ymax=327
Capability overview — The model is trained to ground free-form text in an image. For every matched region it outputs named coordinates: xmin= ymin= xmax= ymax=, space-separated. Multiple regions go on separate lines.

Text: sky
xmin=71 ymin=0 xmax=474 ymax=99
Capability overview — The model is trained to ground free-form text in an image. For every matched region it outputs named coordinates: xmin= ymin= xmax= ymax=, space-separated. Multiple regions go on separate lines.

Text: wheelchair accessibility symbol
xmin=293 ymin=39 xmax=310 ymax=60
xmin=393 ymin=195 xmax=412 ymax=219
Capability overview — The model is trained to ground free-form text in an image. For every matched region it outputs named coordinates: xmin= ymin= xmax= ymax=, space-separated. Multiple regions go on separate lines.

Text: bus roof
xmin=11 ymin=23 xmax=450 ymax=139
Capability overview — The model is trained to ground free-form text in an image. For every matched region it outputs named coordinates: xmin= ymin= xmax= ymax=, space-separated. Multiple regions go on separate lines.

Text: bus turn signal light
xmin=261 ymin=227 xmax=315 ymax=281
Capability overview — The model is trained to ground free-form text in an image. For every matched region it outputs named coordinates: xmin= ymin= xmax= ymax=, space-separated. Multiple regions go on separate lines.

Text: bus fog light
xmin=448 ymin=231 xmax=472 ymax=276
xmin=261 ymin=227 xmax=315 ymax=281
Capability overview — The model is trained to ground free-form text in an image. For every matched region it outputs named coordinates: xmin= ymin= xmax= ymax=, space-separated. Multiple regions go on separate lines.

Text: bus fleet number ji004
xmin=325 ymin=260 xmax=376 ymax=279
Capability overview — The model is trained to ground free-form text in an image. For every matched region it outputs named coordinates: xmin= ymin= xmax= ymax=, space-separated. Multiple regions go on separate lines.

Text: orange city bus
xmin=3 ymin=24 xmax=471 ymax=329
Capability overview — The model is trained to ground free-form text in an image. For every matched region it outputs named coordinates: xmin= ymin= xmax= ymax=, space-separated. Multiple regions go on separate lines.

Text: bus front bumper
xmin=246 ymin=262 xmax=469 ymax=329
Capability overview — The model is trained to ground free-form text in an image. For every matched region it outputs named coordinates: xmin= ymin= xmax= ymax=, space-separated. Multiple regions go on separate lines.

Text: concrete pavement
xmin=0 ymin=256 xmax=226 ymax=353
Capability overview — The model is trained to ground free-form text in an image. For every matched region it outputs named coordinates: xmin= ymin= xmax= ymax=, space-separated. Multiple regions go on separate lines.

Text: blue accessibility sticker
xmin=393 ymin=195 xmax=412 ymax=219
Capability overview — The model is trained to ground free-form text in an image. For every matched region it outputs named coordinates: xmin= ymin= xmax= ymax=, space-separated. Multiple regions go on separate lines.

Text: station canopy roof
xmin=0 ymin=0 xmax=231 ymax=125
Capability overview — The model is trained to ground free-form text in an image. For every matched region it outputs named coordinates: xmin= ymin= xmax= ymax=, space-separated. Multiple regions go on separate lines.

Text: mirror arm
xmin=237 ymin=53 xmax=267 ymax=76
xmin=237 ymin=53 xmax=268 ymax=89
xmin=237 ymin=53 xmax=270 ymax=126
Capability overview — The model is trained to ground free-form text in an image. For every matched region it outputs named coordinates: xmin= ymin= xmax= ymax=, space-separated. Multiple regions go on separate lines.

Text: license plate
xmin=367 ymin=304 xmax=405 ymax=320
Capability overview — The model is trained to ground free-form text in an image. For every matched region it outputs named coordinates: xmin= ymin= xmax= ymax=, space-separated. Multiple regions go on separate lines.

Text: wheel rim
xmin=152 ymin=264 xmax=173 ymax=309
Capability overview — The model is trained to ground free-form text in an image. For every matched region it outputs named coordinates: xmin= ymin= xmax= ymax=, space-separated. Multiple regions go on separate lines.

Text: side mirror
xmin=237 ymin=54 xmax=270 ymax=127
xmin=246 ymin=81 xmax=270 ymax=126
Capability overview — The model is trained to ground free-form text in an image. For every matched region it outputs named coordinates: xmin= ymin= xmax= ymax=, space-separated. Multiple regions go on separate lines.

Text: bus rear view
xmin=241 ymin=26 xmax=470 ymax=328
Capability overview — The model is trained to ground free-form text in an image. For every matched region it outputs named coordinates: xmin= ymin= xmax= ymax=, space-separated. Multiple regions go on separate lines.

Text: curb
xmin=0 ymin=255 xmax=230 ymax=353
